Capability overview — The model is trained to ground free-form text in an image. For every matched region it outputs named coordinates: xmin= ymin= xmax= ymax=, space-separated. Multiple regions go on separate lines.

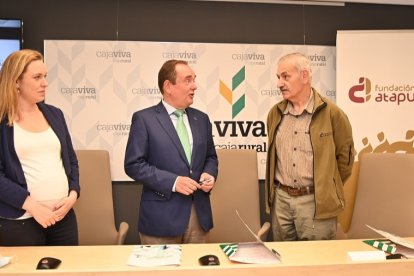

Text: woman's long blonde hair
xmin=0 ymin=49 xmax=44 ymax=126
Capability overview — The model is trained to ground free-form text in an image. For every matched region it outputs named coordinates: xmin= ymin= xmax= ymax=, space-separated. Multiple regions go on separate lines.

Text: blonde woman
xmin=0 ymin=49 xmax=80 ymax=246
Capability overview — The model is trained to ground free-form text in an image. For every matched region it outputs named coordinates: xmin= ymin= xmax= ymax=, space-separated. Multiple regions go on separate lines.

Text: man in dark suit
xmin=124 ymin=59 xmax=218 ymax=244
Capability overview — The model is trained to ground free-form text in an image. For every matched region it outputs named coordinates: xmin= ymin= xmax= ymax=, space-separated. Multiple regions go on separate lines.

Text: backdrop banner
xmin=336 ymin=30 xmax=414 ymax=160
xmin=44 ymin=40 xmax=335 ymax=180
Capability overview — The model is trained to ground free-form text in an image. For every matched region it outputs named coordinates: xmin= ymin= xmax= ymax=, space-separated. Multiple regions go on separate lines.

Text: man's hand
xmin=175 ymin=176 xmax=201 ymax=195
xmin=198 ymin=173 xmax=215 ymax=193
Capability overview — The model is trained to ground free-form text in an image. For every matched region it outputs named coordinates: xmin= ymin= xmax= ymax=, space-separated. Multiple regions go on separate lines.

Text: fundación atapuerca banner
xmin=336 ymin=30 xmax=414 ymax=160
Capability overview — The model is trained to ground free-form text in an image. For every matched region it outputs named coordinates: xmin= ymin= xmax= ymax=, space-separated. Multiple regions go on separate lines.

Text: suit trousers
xmin=139 ymin=203 xmax=207 ymax=244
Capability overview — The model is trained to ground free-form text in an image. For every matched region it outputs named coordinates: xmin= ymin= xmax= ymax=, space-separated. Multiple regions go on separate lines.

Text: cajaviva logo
xmin=219 ymin=66 xmax=246 ymax=119
xmin=349 ymin=77 xmax=372 ymax=103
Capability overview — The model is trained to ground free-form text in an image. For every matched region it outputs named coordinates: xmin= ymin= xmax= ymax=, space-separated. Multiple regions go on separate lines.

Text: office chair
xmin=74 ymin=150 xmax=129 ymax=245
xmin=336 ymin=161 xmax=360 ymax=238
xmin=208 ymin=149 xmax=270 ymax=243
xmin=342 ymin=153 xmax=414 ymax=239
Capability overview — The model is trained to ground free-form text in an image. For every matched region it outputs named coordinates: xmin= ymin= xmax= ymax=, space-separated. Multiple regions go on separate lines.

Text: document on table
xmin=366 ymin=225 xmax=414 ymax=258
xmin=219 ymin=210 xmax=281 ymax=264
xmin=229 ymin=242 xmax=281 ymax=264
xmin=126 ymin=245 xmax=182 ymax=267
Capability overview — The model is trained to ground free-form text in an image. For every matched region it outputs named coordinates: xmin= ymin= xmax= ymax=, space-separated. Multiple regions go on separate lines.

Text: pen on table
xmin=272 ymin=248 xmax=282 ymax=259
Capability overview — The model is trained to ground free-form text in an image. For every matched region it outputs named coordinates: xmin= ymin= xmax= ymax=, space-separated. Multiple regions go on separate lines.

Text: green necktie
xmin=174 ymin=110 xmax=191 ymax=163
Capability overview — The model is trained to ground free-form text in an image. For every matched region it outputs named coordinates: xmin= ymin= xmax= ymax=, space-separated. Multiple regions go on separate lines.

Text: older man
xmin=265 ymin=52 xmax=355 ymax=241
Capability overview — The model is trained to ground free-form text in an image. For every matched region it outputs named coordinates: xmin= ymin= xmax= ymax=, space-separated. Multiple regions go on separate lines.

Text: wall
xmin=2 ymin=0 xmax=414 ymax=51
xmin=1 ymin=0 xmax=414 ymax=244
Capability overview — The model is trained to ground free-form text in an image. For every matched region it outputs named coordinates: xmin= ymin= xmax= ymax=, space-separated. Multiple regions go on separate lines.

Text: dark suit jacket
xmin=0 ymin=102 xmax=80 ymax=219
xmin=124 ymin=101 xmax=218 ymax=237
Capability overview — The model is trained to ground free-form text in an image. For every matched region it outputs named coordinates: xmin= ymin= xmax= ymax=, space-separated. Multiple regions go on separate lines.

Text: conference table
xmin=1 ymin=238 xmax=414 ymax=275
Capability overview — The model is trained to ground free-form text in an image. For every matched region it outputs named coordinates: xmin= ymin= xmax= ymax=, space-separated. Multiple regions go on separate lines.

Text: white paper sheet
xmin=126 ymin=245 xmax=182 ymax=267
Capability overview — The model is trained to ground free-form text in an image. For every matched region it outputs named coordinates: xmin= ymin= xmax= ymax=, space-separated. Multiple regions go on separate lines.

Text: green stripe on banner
xmin=232 ymin=66 xmax=245 ymax=91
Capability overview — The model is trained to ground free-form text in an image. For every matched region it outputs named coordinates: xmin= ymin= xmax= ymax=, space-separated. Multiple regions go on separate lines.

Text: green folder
xmin=363 ymin=239 xmax=396 ymax=254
